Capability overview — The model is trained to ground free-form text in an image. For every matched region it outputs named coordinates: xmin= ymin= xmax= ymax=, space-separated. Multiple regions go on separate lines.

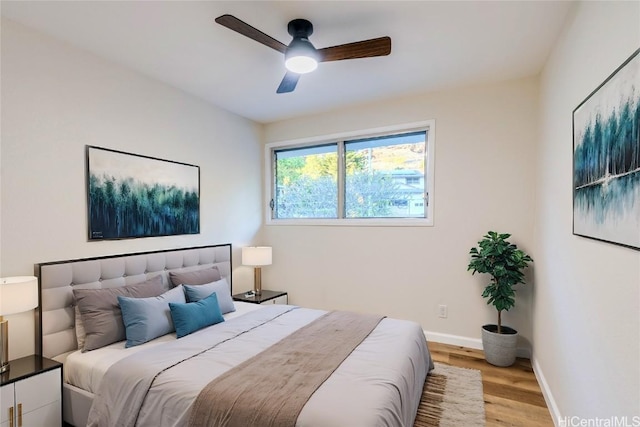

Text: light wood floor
xmin=428 ymin=342 xmax=554 ymax=426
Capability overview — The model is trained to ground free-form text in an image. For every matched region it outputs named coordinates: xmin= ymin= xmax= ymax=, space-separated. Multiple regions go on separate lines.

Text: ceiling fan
xmin=215 ymin=14 xmax=391 ymax=94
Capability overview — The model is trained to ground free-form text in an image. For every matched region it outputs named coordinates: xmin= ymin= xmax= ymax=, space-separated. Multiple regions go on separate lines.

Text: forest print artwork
xmin=87 ymin=146 xmax=200 ymax=240
xmin=573 ymin=48 xmax=640 ymax=250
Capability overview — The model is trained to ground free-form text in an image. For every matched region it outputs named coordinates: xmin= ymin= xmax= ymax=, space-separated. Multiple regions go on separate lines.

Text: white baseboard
xmin=531 ymin=355 xmax=561 ymax=426
xmin=424 ymin=330 xmax=483 ymax=349
xmin=517 ymin=347 xmax=532 ymax=359
xmin=424 ymin=330 xmax=532 ymax=359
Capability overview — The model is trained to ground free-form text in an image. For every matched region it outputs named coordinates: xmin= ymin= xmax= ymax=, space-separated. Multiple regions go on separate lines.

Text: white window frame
xmin=264 ymin=120 xmax=435 ymax=226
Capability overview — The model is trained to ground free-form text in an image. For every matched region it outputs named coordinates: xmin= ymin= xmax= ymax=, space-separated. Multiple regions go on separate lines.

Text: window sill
xmin=266 ymin=218 xmax=433 ymax=227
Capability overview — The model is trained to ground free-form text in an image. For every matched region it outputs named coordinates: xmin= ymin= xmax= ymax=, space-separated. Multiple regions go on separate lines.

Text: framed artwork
xmin=86 ymin=146 xmax=200 ymax=240
xmin=573 ymin=48 xmax=640 ymax=250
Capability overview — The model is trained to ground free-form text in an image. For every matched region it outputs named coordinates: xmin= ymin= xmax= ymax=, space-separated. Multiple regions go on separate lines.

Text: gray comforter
xmin=87 ymin=305 xmax=433 ymax=427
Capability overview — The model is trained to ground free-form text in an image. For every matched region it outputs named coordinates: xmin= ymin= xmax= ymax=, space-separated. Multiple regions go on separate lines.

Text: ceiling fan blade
xmin=317 ymin=36 xmax=391 ymax=62
xmin=276 ymin=72 xmax=300 ymax=94
xmin=215 ymin=14 xmax=287 ymax=54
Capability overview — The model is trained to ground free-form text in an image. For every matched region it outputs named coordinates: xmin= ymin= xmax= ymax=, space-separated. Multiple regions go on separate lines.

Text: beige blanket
xmin=188 ymin=310 xmax=384 ymax=427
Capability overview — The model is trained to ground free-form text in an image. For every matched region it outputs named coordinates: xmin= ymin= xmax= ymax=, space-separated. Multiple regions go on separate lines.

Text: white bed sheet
xmin=87 ymin=305 xmax=431 ymax=427
xmin=64 ymin=301 xmax=262 ymax=394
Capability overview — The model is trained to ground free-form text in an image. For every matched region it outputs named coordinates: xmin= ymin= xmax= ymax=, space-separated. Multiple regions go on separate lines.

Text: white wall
xmin=535 ymin=1 xmax=640 ymax=422
xmin=0 ymin=19 xmax=263 ymax=359
xmin=263 ymin=77 xmax=538 ymax=349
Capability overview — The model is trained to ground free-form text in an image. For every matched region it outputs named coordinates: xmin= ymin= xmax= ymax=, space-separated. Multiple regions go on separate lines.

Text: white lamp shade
xmin=242 ymin=247 xmax=272 ymax=267
xmin=0 ymin=276 xmax=39 ymax=316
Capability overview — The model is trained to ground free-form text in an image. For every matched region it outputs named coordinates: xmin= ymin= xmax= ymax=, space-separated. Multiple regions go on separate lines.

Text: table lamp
xmin=0 ymin=276 xmax=39 ymax=373
xmin=242 ymin=247 xmax=272 ymax=296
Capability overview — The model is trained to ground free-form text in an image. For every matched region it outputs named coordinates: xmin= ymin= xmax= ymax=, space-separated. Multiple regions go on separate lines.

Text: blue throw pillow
xmin=183 ymin=278 xmax=236 ymax=314
xmin=118 ymin=285 xmax=186 ymax=348
xmin=169 ymin=292 xmax=224 ymax=338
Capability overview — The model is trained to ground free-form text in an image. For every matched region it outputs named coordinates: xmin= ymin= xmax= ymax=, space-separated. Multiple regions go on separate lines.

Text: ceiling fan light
xmin=285 ymin=37 xmax=318 ymax=74
xmin=285 ymin=55 xmax=318 ymax=74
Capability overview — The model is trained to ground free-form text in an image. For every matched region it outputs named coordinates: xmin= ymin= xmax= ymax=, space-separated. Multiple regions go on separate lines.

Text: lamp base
xmin=253 ymin=267 xmax=262 ymax=296
xmin=0 ymin=318 xmax=8 ymax=373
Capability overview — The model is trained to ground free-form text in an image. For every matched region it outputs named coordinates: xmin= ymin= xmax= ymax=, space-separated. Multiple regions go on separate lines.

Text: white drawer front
xmin=1 ymin=384 xmax=14 ymax=424
xmin=273 ymin=295 xmax=288 ymax=305
xmin=260 ymin=295 xmax=288 ymax=305
xmin=15 ymin=369 xmax=61 ymax=413
xmin=22 ymin=400 xmax=61 ymax=427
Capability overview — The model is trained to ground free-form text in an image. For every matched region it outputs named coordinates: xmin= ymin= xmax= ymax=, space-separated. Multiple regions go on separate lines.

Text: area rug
xmin=414 ymin=363 xmax=486 ymax=427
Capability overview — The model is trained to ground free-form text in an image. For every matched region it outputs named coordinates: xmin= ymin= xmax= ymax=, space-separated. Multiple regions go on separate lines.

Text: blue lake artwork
xmin=573 ymin=49 xmax=640 ymax=250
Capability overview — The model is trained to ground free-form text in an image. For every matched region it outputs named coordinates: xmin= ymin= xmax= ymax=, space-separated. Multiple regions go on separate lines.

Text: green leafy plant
xmin=468 ymin=231 xmax=533 ymax=334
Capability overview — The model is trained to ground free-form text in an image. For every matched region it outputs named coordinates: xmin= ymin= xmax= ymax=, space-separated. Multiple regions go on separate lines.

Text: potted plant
xmin=468 ymin=231 xmax=533 ymax=367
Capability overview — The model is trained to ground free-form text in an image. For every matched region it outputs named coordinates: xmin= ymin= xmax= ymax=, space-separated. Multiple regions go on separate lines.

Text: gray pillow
xmin=75 ymin=305 xmax=87 ymax=350
xmin=169 ymin=266 xmax=221 ymax=287
xmin=73 ymin=275 xmax=165 ymax=351
xmin=183 ymin=278 xmax=236 ymax=314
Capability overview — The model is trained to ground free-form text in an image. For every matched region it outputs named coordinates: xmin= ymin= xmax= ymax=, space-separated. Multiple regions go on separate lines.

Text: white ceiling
xmin=1 ymin=1 xmax=573 ymax=124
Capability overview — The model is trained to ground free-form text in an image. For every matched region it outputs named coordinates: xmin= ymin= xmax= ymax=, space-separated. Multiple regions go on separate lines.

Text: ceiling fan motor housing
xmin=288 ymin=19 xmax=313 ymax=38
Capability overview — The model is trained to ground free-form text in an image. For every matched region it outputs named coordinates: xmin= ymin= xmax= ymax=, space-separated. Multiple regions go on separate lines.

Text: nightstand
xmin=232 ymin=290 xmax=288 ymax=305
xmin=0 ymin=355 xmax=62 ymax=427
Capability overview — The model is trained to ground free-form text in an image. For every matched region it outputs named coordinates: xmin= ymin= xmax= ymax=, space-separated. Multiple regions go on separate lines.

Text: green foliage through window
xmin=272 ymin=130 xmax=428 ymax=220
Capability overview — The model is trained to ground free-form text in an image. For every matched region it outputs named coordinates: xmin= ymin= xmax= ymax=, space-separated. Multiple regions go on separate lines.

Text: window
xmin=273 ymin=144 xmax=338 ymax=218
xmin=266 ymin=121 xmax=434 ymax=226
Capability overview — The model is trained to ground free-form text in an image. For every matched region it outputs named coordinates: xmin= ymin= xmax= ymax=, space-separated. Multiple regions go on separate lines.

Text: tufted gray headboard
xmin=34 ymin=244 xmax=232 ymax=360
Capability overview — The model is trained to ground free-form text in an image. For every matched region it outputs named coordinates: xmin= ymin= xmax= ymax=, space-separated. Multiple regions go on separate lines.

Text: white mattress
xmin=64 ymin=301 xmax=262 ymax=394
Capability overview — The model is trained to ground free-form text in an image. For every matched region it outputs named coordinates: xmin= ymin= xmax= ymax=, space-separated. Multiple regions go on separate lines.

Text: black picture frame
xmin=572 ymin=48 xmax=640 ymax=250
xmin=86 ymin=146 xmax=200 ymax=240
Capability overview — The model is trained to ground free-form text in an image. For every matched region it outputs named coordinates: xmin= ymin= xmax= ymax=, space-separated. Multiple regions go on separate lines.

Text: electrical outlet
xmin=438 ymin=305 xmax=448 ymax=318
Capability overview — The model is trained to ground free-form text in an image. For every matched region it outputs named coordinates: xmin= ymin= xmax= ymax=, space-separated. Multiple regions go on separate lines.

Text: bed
xmin=35 ymin=244 xmax=433 ymax=427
